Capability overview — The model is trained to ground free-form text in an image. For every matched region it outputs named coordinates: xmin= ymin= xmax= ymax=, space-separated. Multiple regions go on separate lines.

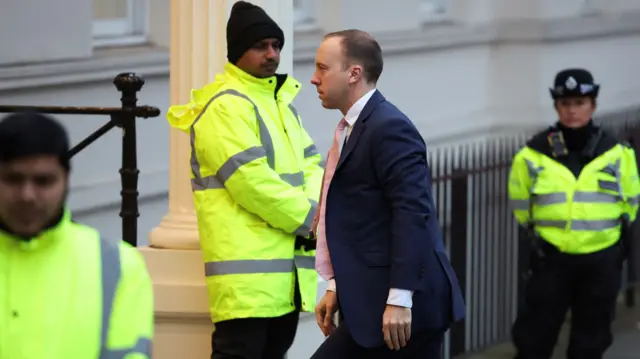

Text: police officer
xmin=507 ymin=68 xmax=640 ymax=359
xmin=0 ymin=112 xmax=153 ymax=359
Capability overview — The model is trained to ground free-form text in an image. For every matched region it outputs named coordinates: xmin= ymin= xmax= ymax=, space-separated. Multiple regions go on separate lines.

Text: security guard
xmin=508 ymin=68 xmax=640 ymax=359
xmin=167 ymin=2 xmax=323 ymax=358
xmin=0 ymin=112 xmax=153 ymax=359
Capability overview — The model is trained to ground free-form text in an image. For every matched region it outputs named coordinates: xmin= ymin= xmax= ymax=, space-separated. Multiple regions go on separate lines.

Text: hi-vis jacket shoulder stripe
xmin=188 ymin=88 xmax=317 ymax=238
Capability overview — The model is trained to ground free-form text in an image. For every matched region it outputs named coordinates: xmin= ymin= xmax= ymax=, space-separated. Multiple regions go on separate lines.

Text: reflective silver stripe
xmin=534 ymin=219 xmax=566 ymax=228
xmin=217 ymin=146 xmax=267 ymax=183
xmin=533 ymin=193 xmax=566 ymax=205
xmin=205 ymin=255 xmax=315 ymax=276
xmin=191 ymin=170 xmax=304 ymax=189
xmin=280 ymin=172 xmax=305 ymax=187
xmin=99 ymin=237 xmax=120 ymax=358
xmin=532 ymin=191 xmax=620 ymax=205
xmin=191 ymin=176 xmax=224 ymax=190
xmin=629 ymin=195 xmax=640 ymax=205
xmin=598 ymin=179 xmax=620 ymax=192
xmin=524 ymin=159 xmax=543 ymax=194
xmin=573 ymin=191 xmax=619 ymax=203
xmin=289 ymin=103 xmax=302 ymax=126
xmin=602 ymin=160 xmax=624 ymax=199
xmin=533 ymin=218 xmax=620 ymax=230
xmin=513 ymin=191 xmax=620 ymax=210
xmin=572 ymin=219 xmax=620 ymax=230
xmin=509 ymin=199 xmax=529 ymax=210
xmin=295 ymin=200 xmax=317 ymax=237
xmin=304 ymin=144 xmax=319 ymax=158
xmin=613 ymin=159 xmax=624 ymax=200
xmin=205 ymin=259 xmax=293 ymax=276
xmin=98 ymin=239 xmax=152 ymax=359
xmin=295 ymin=255 xmax=316 ymax=269
xmin=190 ymin=89 xmax=276 ymax=191
xmin=101 ymin=337 xmax=152 ymax=359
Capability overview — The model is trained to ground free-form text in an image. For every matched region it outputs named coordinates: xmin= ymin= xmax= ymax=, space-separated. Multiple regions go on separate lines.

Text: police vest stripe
xmin=99 ymin=238 xmax=151 ymax=359
xmin=509 ymin=158 xmax=628 ymax=231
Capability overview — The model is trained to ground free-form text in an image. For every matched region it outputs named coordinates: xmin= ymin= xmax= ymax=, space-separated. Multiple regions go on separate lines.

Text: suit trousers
xmin=310 ymin=321 xmax=444 ymax=359
xmin=211 ymin=276 xmax=301 ymax=359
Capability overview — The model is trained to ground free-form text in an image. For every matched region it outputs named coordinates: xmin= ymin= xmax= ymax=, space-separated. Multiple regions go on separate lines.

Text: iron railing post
xmin=114 ymin=73 xmax=143 ymax=247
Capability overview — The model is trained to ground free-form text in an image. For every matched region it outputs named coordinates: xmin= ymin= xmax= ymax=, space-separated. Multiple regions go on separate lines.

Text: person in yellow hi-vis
xmin=0 ymin=112 xmax=153 ymax=359
xmin=166 ymin=2 xmax=323 ymax=359
xmin=508 ymin=68 xmax=640 ymax=359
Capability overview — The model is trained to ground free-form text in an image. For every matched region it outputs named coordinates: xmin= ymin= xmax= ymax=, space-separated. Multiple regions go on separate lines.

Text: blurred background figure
xmin=0 ymin=112 xmax=153 ymax=359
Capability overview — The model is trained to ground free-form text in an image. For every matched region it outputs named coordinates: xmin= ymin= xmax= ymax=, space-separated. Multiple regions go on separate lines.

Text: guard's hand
xmin=315 ymin=290 xmax=339 ymax=337
xmin=382 ymin=304 xmax=412 ymax=350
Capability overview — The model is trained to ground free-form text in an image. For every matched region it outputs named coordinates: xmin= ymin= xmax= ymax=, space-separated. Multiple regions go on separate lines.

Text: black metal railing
xmin=0 ymin=73 xmax=161 ymax=247
xmin=430 ymin=109 xmax=640 ymax=358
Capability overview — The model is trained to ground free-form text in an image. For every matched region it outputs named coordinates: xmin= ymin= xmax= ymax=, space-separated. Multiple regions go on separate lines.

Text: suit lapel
xmin=336 ymin=90 xmax=385 ymax=170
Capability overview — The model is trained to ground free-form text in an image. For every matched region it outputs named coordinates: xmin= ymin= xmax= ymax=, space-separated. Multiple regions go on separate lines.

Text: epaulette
xmin=620 ymin=140 xmax=633 ymax=148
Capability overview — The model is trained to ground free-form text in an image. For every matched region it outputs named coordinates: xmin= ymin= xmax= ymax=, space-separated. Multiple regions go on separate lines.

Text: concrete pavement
xmin=459 ymin=291 xmax=640 ymax=359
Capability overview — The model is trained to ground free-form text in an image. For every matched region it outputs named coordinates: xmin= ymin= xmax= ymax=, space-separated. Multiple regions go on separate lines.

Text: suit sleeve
xmin=194 ymin=99 xmax=316 ymax=237
xmin=371 ymin=117 xmax=433 ymax=291
xmin=508 ymin=151 xmax=534 ymax=225
xmin=107 ymin=244 xmax=154 ymax=359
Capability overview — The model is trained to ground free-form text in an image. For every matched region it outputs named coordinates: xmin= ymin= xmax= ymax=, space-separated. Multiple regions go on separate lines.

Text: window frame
xmin=421 ymin=0 xmax=450 ymax=23
xmin=92 ymin=0 xmax=148 ymax=47
xmin=580 ymin=0 xmax=601 ymax=15
xmin=293 ymin=0 xmax=316 ymax=31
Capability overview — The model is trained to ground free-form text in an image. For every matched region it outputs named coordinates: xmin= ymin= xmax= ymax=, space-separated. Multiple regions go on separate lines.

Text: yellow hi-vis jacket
xmin=0 ymin=210 xmax=153 ymax=359
xmin=167 ymin=62 xmax=323 ymax=323
xmin=508 ymin=134 xmax=640 ymax=254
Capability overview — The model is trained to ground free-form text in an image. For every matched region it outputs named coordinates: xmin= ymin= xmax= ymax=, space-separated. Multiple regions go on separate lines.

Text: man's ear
xmin=348 ymin=65 xmax=363 ymax=84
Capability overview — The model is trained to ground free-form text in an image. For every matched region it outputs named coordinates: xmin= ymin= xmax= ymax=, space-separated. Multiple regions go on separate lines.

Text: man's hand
xmin=382 ymin=304 xmax=412 ymax=350
xmin=315 ymin=290 xmax=339 ymax=337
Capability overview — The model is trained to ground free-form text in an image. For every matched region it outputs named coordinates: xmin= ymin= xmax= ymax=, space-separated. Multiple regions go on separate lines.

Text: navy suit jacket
xmin=325 ymin=90 xmax=465 ymax=348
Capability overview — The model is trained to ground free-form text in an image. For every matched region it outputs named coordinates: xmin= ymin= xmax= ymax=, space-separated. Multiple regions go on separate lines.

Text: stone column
xmin=139 ymin=1 xmax=293 ymax=358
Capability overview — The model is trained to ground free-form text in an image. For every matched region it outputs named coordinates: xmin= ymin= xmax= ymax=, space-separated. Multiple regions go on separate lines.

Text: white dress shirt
xmin=326 ymin=88 xmax=414 ymax=308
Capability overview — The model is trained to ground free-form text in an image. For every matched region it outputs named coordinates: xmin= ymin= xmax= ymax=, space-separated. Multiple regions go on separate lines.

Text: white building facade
xmin=1 ymin=0 xmax=640 ymax=357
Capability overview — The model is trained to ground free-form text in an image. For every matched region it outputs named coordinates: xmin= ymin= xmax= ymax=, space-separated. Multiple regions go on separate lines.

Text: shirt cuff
xmin=387 ymin=288 xmax=414 ymax=308
xmin=327 ymin=278 xmax=336 ymax=292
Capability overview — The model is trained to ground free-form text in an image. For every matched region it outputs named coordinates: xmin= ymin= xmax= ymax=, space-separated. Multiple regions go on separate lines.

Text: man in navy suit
xmin=309 ymin=29 xmax=466 ymax=358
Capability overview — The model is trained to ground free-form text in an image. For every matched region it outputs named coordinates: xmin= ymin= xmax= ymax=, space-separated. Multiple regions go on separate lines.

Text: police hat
xmin=549 ymin=68 xmax=599 ymax=100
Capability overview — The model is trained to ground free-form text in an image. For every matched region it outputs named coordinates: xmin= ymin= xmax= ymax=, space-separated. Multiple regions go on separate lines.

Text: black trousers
xmin=512 ymin=242 xmax=623 ymax=359
xmin=211 ymin=277 xmax=301 ymax=359
xmin=310 ymin=321 xmax=444 ymax=359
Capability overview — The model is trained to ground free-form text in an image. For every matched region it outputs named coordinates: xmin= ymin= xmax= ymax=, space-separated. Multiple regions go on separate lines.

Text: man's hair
xmin=324 ymin=29 xmax=383 ymax=84
xmin=0 ymin=111 xmax=70 ymax=171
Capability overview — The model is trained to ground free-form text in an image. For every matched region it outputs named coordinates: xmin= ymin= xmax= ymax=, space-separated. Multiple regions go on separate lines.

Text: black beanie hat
xmin=226 ymin=1 xmax=285 ymax=64
xmin=0 ymin=112 xmax=71 ymax=171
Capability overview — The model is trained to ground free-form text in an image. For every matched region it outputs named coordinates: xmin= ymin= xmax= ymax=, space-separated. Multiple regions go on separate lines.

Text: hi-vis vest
xmin=0 ymin=210 xmax=153 ymax=359
xmin=508 ymin=141 xmax=640 ymax=254
xmin=167 ymin=62 xmax=323 ymax=323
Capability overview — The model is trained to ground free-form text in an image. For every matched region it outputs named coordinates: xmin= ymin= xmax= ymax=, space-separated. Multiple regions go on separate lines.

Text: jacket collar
xmin=223 ymin=62 xmax=301 ymax=102
xmin=0 ymin=209 xmax=71 ymax=252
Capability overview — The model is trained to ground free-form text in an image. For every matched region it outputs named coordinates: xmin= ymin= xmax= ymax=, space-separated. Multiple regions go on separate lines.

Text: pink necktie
xmin=313 ymin=118 xmax=348 ymax=280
